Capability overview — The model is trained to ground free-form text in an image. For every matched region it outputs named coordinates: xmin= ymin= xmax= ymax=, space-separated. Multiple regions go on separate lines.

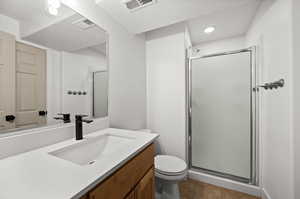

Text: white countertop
xmin=0 ymin=128 xmax=158 ymax=199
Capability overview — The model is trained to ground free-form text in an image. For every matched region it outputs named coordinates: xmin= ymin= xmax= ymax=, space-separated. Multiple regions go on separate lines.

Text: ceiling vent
xmin=122 ymin=0 xmax=156 ymax=11
xmin=72 ymin=18 xmax=95 ymax=30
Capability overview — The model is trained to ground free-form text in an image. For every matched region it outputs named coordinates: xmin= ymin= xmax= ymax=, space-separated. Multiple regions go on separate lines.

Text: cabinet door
xmin=89 ymin=145 xmax=154 ymax=199
xmin=15 ymin=42 xmax=46 ymax=128
xmin=135 ymin=168 xmax=154 ymax=199
xmin=80 ymin=195 xmax=88 ymax=199
xmin=0 ymin=31 xmax=15 ymax=131
xmin=125 ymin=190 xmax=135 ymax=199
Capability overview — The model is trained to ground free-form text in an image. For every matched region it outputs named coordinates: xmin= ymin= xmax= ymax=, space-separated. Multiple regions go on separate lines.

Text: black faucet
xmin=75 ymin=115 xmax=93 ymax=140
xmin=54 ymin=113 xmax=71 ymax=123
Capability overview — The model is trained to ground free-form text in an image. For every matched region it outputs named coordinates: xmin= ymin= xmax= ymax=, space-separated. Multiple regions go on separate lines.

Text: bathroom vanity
xmin=80 ymin=143 xmax=154 ymax=199
xmin=0 ymin=128 xmax=158 ymax=199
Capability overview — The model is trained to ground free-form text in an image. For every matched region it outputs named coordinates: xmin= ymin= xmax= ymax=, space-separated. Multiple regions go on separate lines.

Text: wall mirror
xmin=0 ymin=1 xmax=109 ymax=135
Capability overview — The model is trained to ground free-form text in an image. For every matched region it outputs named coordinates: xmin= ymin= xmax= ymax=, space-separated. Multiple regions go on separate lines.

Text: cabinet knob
xmin=39 ymin=111 xmax=48 ymax=116
xmin=5 ymin=115 xmax=15 ymax=122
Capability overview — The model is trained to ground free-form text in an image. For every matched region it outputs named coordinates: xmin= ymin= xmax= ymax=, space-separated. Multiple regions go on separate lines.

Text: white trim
xmin=188 ymin=170 xmax=261 ymax=197
xmin=261 ymin=188 xmax=272 ymax=199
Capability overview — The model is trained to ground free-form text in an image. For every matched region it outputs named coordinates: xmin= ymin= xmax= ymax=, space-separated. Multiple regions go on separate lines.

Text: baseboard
xmin=188 ymin=170 xmax=261 ymax=197
xmin=261 ymin=188 xmax=272 ymax=199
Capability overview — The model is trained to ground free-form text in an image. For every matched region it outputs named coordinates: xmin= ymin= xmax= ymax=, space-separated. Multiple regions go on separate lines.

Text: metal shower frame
xmin=186 ymin=47 xmax=259 ymax=185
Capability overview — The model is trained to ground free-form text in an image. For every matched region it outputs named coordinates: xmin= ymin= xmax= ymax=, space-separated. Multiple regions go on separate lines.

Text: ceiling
xmin=0 ymin=0 xmax=262 ymax=47
xmin=0 ymin=0 xmax=75 ymax=37
xmin=96 ymin=0 xmax=262 ymax=35
xmin=0 ymin=0 xmax=107 ymax=52
xmin=24 ymin=14 xmax=107 ymax=52
xmin=188 ymin=1 xmax=261 ymax=45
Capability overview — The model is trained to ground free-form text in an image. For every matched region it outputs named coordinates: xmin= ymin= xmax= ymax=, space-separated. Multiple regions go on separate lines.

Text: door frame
xmin=186 ymin=47 xmax=259 ymax=185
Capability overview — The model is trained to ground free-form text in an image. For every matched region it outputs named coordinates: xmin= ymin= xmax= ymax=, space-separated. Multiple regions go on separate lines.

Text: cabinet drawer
xmin=89 ymin=144 xmax=154 ymax=199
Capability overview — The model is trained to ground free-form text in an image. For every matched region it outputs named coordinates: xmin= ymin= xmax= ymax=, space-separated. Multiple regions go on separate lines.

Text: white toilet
xmin=155 ymin=155 xmax=187 ymax=199
xmin=139 ymin=129 xmax=188 ymax=199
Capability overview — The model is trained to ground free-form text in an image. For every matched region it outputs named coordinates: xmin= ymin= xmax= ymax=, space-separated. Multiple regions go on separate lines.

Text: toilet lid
xmin=155 ymin=155 xmax=187 ymax=176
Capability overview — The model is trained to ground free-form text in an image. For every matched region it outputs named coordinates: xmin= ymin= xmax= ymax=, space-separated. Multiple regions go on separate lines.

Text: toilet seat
xmin=155 ymin=155 xmax=187 ymax=177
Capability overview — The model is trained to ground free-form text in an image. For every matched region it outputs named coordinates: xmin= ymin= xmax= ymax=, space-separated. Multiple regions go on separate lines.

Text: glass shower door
xmin=190 ymin=51 xmax=254 ymax=182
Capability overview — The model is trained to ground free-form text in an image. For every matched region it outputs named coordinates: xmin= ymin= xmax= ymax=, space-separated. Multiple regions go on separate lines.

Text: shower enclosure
xmin=187 ymin=47 xmax=258 ymax=185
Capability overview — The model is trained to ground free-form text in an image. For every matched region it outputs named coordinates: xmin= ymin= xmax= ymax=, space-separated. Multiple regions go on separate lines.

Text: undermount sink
xmin=49 ymin=134 xmax=135 ymax=166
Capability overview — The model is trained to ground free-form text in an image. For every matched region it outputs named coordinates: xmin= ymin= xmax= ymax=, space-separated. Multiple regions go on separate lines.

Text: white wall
xmin=74 ymin=48 xmax=107 ymax=67
xmin=62 ymin=0 xmax=147 ymax=130
xmin=193 ymin=36 xmax=246 ymax=57
xmin=0 ymin=14 xmax=20 ymax=39
xmin=61 ymin=50 xmax=106 ymax=118
xmin=146 ymin=23 xmax=186 ymax=160
xmin=47 ymin=49 xmax=63 ymax=125
xmin=292 ymin=0 xmax=300 ymax=198
xmin=246 ymin=0 xmax=294 ymax=198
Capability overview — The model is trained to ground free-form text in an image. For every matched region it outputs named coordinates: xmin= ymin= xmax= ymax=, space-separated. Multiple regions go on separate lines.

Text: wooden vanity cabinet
xmin=124 ymin=190 xmax=135 ymax=199
xmin=135 ymin=168 xmax=155 ymax=199
xmin=82 ymin=144 xmax=155 ymax=199
xmin=124 ymin=167 xmax=154 ymax=199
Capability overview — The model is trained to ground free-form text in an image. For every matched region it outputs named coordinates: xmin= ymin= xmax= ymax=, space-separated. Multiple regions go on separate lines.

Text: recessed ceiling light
xmin=46 ymin=0 xmax=61 ymax=16
xmin=47 ymin=6 xmax=58 ymax=16
xmin=204 ymin=26 xmax=215 ymax=34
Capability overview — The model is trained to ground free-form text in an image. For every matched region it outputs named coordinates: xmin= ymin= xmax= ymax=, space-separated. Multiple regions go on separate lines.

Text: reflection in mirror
xmin=0 ymin=3 xmax=108 ymax=134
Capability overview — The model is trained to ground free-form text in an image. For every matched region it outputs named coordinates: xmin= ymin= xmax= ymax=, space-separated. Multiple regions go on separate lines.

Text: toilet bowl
xmin=155 ymin=155 xmax=187 ymax=199
xmin=138 ymin=129 xmax=188 ymax=199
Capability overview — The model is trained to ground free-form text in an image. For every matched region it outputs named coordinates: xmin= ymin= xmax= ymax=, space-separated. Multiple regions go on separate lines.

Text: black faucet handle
xmin=75 ymin=115 xmax=93 ymax=124
xmin=83 ymin=119 xmax=93 ymax=124
xmin=55 ymin=113 xmax=71 ymax=123
xmin=75 ymin=115 xmax=90 ymax=122
xmin=75 ymin=114 xmax=88 ymax=118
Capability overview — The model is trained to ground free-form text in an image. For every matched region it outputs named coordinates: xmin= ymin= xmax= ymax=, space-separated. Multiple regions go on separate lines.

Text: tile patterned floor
xmin=179 ymin=179 xmax=260 ymax=199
